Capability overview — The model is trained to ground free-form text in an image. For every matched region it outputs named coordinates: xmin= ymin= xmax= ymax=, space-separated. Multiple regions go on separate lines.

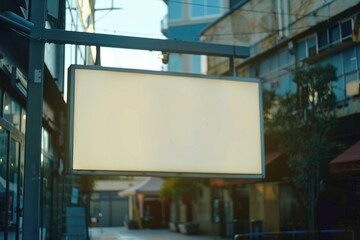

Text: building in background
xmin=65 ymin=0 xmax=97 ymax=68
xmin=201 ymin=0 xmax=360 ymax=236
xmin=90 ymin=177 xmax=146 ymax=228
xmin=161 ymin=0 xmax=242 ymax=73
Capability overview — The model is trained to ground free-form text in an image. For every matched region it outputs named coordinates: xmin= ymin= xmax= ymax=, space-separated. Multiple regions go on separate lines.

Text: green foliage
xmin=262 ymin=89 xmax=276 ymax=123
xmin=268 ymin=64 xmax=337 ymax=230
xmin=159 ymin=177 xmax=205 ymax=202
xmin=269 ymin=64 xmax=337 ymax=153
xmin=79 ymin=175 xmax=98 ymax=196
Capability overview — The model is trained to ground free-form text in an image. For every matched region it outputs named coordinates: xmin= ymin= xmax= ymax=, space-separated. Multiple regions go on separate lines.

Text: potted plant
xmin=159 ymin=177 xmax=205 ymax=234
xmin=177 ymin=222 xmax=199 ymax=235
xmin=124 ymin=219 xmax=139 ymax=229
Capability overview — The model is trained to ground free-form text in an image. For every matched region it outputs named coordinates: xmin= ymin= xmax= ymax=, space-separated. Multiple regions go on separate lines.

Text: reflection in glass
xmin=343 ymin=47 xmax=357 ymax=74
xmin=41 ymin=128 xmax=54 ymax=239
xmin=21 ymin=109 xmax=26 ymax=134
xmin=18 ymin=142 xmax=24 ymax=240
xmin=3 ymin=92 xmax=21 ymax=130
xmin=8 ymin=139 xmax=19 ymax=230
xmin=0 ymin=127 xmax=8 ymax=239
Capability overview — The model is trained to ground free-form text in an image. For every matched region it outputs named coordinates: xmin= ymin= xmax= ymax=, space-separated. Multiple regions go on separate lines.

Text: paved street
xmin=89 ymin=227 xmax=230 ymax=240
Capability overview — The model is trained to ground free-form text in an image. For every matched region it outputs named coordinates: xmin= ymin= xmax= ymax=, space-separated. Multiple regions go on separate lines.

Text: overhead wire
xmin=63 ymin=22 xmax=166 ymax=38
xmin=202 ymin=26 xmax=311 ymax=38
xmin=162 ymin=0 xmax=330 ymax=40
xmin=164 ymin=0 xmax=330 ymax=18
xmin=64 ymin=0 xmax=331 ymax=44
xmin=63 ymin=22 xmax=314 ymax=41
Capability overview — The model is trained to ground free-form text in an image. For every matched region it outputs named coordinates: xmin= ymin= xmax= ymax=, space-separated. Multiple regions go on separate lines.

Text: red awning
xmin=265 ymin=150 xmax=284 ymax=165
xmin=330 ymin=141 xmax=360 ymax=173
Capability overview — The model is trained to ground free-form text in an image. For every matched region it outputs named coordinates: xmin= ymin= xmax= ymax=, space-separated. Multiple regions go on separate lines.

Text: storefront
xmin=0 ymin=61 xmax=67 ymax=240
xmin=0 ymin=70 xmax=26 ymax=239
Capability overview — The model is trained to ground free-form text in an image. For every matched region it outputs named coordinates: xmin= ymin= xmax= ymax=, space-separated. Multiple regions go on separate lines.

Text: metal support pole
xmin=95 ymin=45 xmax=101 ymax=66
xmin=230 ymin=46 xmax=237 ymax=77
xmin=23 ymin=0 xmax=46 ymax=239
xmin=230 ymin=56 xmax=237 ymax=77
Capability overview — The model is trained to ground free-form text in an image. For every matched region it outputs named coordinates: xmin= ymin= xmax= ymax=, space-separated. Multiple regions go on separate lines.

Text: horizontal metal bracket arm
xmin=41 ymin=29 xmax=249 ymax=58
xmin=0 ymin=11 xmax=249 ymax=58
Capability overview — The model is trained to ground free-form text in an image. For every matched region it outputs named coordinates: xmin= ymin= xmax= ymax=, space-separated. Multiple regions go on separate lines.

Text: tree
xmin=268 ymin=64 xmax=337 ymax=233
xmin=159 ymin=177 xmax=205 ymax=222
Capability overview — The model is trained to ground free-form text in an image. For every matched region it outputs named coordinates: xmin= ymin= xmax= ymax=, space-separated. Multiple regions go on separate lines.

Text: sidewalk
xmin=89 ymin=227 xmax=230 ymax=240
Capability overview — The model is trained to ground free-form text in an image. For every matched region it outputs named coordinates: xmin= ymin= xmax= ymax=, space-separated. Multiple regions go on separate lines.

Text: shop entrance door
xmin=0 ymin=126 xmax=24 ymax=240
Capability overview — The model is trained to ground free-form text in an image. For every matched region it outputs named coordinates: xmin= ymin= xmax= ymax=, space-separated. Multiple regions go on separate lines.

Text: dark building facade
xmin=201 ymin=0 xmax=360 ymax=237
xmin=0 ymin=0 xmax=95 ymax=239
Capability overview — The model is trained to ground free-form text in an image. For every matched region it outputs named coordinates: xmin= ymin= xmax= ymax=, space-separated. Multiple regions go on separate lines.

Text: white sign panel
xmin=68 ymin=66 xmax=265 ymax=178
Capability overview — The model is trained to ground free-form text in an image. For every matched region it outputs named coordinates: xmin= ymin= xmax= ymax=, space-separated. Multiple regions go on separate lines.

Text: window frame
xmin=340 ymin=18 xmax=353 ymax=40
xmin=190 ymin=0 xmax=222 ymax=19
xmin=168 ymin=0 xmax=183 ymax=21
xmin=296 ymin=35 xmax=317 ymax=60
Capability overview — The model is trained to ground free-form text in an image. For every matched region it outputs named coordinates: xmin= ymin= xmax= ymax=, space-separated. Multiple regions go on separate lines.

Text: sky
xmin=94 ymin=0 xmax=167 ymax=71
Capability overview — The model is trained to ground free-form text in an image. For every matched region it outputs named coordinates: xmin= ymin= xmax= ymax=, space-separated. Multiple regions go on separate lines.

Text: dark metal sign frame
xmin=68 ymin=65 xmax=265 ymax=179
xmin=0 ymin=4 xmax=252 ymax=239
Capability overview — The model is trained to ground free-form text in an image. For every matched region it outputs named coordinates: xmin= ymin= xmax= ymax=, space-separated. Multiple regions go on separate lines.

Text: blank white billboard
xmin=68 ymin=66 xmax=264 ymax=178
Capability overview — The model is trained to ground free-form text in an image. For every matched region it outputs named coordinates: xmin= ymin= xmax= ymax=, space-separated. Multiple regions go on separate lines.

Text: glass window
xmin=41 ymin=140 xmax=52 ymax=240
xmin=191 ymin=0 xmax=221 ymax=18
xmin=356 ymin=45 xmax=360 ymax=68
xmin=0 ymin=127 xmax=8 ymax=238
xmin=190 ymin=55 xmax=201 ymax=74
xmin=18 ymin=143 xmax=24 ymax=240
xmin=207 ymin=0 xmax=221 ymax=15
xmin=269 ymin=54 xmax=278 ymax=71
xmin=271 ymin=80 xmax=279 ymax=92
xmin=21 ymin=108 xmax=26 ymax=134
xmin=42 ymin=128 xmax=54 ymax=161
xmin=169 ymin=1 xmax=183 ymax=20
xmin=8 ymin=139 xmax=20 ymax=229
xmin=279 ymin=50 xmax=290 ymax=67
xmin=277 ymin=77 xmax=287 ymax=97
xmin=42 ymin=129 xmax=49 ymax=154
xmin=169 ymin=54 xmax=184 ymax=72
xmin=333 ymin=76 xmax=345 ymax=101
xmin=329 ymin=25 xmax=340 ymax=44
xmin=307 ymin=37 xmax=317 ymax=57
xmin=296 ymin=40 xmax=306 ymax=60
xmin=277 ymin=74 xmax=295 ymax=96
xmin=297 ymin=36 xmax=317 ymax=60
xmin=317 ymin=30 xmax=328 ymax=50
xmin=3 ymin=92 xmax=21 ymax=130
xmin=279 ymin=184 xmax=304 ymax=230
xmin=249 ymin=64 xmax=256 ymax=78
xmin=191 ymin=0 xmax=205 ymax=17
xmin=331 ymin=53 xmax=343 ymax=77
xmin=343 ymin=47 xmax=357 ymax=74
xmin=341 ymin=19 xmax=352 ymax=39
xmin=289 ymin=75 xmax=297 ymax=94
xmin=259 ymin=58 xmax=270 ymax=76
